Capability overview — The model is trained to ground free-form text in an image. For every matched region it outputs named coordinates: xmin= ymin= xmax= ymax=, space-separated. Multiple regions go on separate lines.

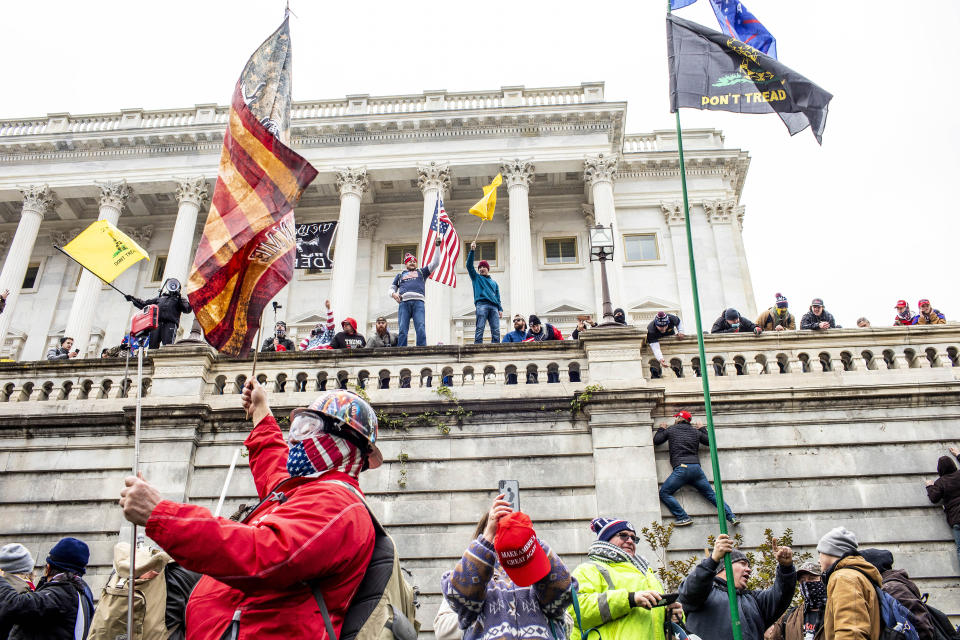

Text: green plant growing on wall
xmin=571 ymin=383 xmax=604 ymax=417
xmin=642 ymin=522 xmax=811 ymax=603
xmin=397 ymin=452 xmax=409 ymax=488
xmin=436 ymin=385 xmax=472 ymax=427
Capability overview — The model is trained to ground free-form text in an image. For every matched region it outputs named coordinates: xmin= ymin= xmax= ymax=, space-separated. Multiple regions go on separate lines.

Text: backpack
xmin=848 ymin=567 xmax=921 ymax=640
xmin=88 ymin=543 xmax=172 ymax=640
xmin=919 ymin=596 xmax=960 ymax=640
xmin=311 ymin=479 xmax=420 ymax=640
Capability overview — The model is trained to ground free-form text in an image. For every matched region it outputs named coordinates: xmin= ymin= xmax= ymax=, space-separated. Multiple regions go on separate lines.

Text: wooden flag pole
xmin=472 ymin=221 xmax=485 ymax=244
xmin=668 ymin=3 xmax=743 ymax=640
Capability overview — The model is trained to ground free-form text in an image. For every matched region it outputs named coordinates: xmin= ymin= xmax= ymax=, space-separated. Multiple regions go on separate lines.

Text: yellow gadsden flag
xmin=61 ymin=220 xmax=149 ymax=283
xmin=468 ymin=173 xmax=502 ymax=221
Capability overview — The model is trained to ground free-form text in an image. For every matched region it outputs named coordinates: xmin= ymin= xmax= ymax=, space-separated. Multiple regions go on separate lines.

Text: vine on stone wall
xmin=570 ymin=383 xmax=604 ymax=417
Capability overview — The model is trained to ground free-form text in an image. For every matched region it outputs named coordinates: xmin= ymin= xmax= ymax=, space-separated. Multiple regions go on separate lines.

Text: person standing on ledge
xmin=126 ymin=277 xmax=192 ymax=348
xmin=466 ymin=241 xmax=503 ymax=344
xmin=389 ymin=237 xmax=441 ymax=347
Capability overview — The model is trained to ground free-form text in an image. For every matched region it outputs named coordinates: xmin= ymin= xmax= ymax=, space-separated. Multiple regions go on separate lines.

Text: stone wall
xmin=0 ymin=325 xmax=957 ymax=636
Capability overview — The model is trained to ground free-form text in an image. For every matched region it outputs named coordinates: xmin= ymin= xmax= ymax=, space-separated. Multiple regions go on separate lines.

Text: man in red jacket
xmin=119 ymin=382 xmax=382 ymax=639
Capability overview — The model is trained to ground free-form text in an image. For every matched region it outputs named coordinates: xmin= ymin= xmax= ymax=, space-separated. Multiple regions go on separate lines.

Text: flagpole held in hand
xmin=247 ymin=307 xmax=266 ymax=419
xmin=668 ymin=2 xmax=742 ymax=640
xmin=472 ymin=221 xmax=485 ymax=244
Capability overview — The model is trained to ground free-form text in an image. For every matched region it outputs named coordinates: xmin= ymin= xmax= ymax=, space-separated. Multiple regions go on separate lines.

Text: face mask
xmin=730 ymin=322 xmax=740 ymax=329
xmin=800 ymin=580 xmax=827 ymax=610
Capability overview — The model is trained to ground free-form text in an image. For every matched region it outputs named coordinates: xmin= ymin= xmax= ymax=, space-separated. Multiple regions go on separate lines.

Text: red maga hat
xmin=673 ymin=410 xmax=692 ymax=421
xmin=894 ymin=300 xmax=907 ymax=308
xmin=918 ymin=298 xmax=930 ymax=306
xmin=494 ymin=512 xmax=550 ymax=587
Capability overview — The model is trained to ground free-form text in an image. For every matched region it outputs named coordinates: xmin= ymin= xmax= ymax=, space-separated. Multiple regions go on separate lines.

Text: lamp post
xmin=589 ymin=223 xmax=621 ymax=327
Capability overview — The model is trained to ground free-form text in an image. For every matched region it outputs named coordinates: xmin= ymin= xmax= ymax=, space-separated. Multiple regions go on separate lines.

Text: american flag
xmin=422 ymin=196 xmax=459 ymax=287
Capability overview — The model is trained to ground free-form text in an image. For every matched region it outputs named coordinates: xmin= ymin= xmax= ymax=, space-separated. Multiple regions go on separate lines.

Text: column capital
xmin=584 ymin=153 xmax=620 ymax=187
xmin=19 ymin=185 xmax=59 ymax=217
xmin=98 ymin=180 xmax=134 ymax=211
xmin=660 ymin=200 xmax=685 ymax=225
xmin=500 ymin=159 xmax=535 ymax=188
xmin=416 ymin=161 xmax=450 ymax=195
xmin=175 ymin=177 xmax=209 ymax=208
xmin=130 ymin=225 xmax=154 ymax=247
xmin=51 ymin=228 xmax=80 ymax=248
xmin=358 ymin=213 xmax=380 ymax=239
xmin=703 ymin=198 xmax=743 ymax=225
xmin=335 ymin=167 xmax=369 ymax=198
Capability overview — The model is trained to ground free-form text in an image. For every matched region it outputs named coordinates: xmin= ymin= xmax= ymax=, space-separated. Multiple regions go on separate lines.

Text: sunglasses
xmin=616 ymin=532 xmax=640 ymax=543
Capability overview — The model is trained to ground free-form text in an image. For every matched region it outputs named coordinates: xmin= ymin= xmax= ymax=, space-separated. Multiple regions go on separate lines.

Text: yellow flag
xmin=468 ymin=173 xmax=502 ymax=221
xmin=61 ymin=220 xmax=149 ymax=283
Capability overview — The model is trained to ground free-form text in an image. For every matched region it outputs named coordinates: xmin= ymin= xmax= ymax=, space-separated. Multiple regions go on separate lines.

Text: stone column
xmin=660 ymin=201 xmax=698 ymax=328
xmin=329 ymin=168 xmax=368 ymax=323
xmin=705 ymin=199 xmax=753 ymax=317
xmin=416 ymin=162 xmax=451 ymax=345
xmin=0 ymin=186 xmax=58 ymax=348
xmin=501 ymin=159 xmax=535 ymax=319
xmin=65 ymin=181 xmax=133 ymax=356
xmin=163 ymin=178 xmax=208 ymax=286
xmin=358 ymin=213 xmax=380 ymax=334
xmin=584 ymin=154 xmax=624 ymax=320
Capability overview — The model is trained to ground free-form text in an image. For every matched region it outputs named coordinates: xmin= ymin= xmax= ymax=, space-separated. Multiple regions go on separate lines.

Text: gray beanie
xmin=817 ymin=527 xmax=858 ymax=557
xmin=716 ymin=549 xmax=748 ymax=573
xmin=0 ymin=543 xmax=34 ymax=574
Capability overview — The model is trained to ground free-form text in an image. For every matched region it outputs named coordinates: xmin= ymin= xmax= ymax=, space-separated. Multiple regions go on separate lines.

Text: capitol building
xmin=0 ymin=84 xmax=957 ymax=633
xmin=0 ymin=82 xmax=754 ymax=358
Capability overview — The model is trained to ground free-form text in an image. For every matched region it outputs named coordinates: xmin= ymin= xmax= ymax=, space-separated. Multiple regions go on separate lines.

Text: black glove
xmin=124 ymin=294 xmax=134 ymax=302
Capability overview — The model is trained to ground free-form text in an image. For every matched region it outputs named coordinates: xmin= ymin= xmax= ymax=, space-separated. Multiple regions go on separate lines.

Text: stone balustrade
xmin=649 ymin=325 xmax=960 ymax=384
xmin=0 ymin=84 xmax=604 ymax=140
xmin=0 ymin=326 xmax=956 ymax=412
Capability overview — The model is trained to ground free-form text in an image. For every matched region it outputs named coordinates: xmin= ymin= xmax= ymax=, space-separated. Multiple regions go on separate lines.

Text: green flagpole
xmin=667 ymin=4 xmax=743 ymax=640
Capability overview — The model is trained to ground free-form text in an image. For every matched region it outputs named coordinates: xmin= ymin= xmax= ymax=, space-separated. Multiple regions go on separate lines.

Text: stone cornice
xmin=0 ymin=83 xmax=626 ymax=164
xmin=619 ymin=151 xmax=751 ymax=199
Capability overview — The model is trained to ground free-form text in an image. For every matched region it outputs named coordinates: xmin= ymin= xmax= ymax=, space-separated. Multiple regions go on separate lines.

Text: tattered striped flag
xmin=186 ymin=18 xmax=318 ymax=357
xmin=422 ymin=196 xmax=459 ymax=287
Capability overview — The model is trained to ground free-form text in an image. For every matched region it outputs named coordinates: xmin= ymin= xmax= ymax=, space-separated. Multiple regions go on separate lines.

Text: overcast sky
xmin=3 ymin=0 xmax=958 ymax=327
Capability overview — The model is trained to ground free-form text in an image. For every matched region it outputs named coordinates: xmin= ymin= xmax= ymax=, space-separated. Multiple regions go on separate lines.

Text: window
xmin=544 ymin=237 xmax=578 ymax=264
xmin=384 ymin=243 xmax=418 ymax=271
xmin=21 ymin=262 xmax=40 ymax=289
xmin=150 ymin=255 xmax=168 ymax=282
xmin=464 ymin=240 xmax=497 ymax=267
xmin=624 ymin=234 xmax=659 ymax=262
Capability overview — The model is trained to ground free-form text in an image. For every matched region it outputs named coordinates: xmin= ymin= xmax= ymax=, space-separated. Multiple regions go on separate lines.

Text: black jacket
xmin=927 ymin=454 xmax=960 ymax=527
xmin=800 ymin=309 xmax=837 ymax=330
xmin=680 ymin=556 xmax=797 ymax=640
xmin=653 ymin=420 xmax=709 ymax=468
xmin=0 ymin=572 xmax=93 ymax=640
xmin=260 ymin=335 xmax=296 ymax=352
xmin=646 ymin=315 xmax=682 ymax=344
xmin=712 ymin=311 xmax=758 ymax=334
xmin=131 ymin=292 xmax=192 ymax=324
xmin=331 ymin=331 xmax=366 ymax=349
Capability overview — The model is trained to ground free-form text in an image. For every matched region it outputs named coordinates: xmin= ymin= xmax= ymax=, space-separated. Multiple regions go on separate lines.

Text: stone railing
xmin=0 ymin=84 xmax=605 ymax=140
xmin=622 ymin=129 xmax=726 ymax=153
xmin=649 ymin=325 xmax=960 ymax=383
xmin=0 ymin=326 xmax=956 ymax=410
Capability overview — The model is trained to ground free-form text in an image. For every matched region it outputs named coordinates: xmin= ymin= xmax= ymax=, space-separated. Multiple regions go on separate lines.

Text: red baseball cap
xmin=673 ymin=410 xmax=692 ymax=421
xmin=494 ymin=512 xmax=550 ymax=587
xmin=894 ymin=300 xmax=907 ymax=308
xmin=918 ymin=298 xmax=930 ymax=306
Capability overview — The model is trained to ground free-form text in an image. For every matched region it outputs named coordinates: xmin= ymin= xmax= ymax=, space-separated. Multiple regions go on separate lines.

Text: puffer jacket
xmin=913 ymin=310 xmax=946 ymax=325
xmin=570 ymin=560 xmax=668 ymax=640
xmin=145 ymin=415 xmax=376 ymax=639
xmin=756 ymin=307 xmax=796 ymax=331
xmin=653 ymin=419 xmax=709 ymax=468
xmin=926 ymin=454 xmax=960 ymax=527
xmin=0 ymin=571 xmax=94 ymax=640
xmin=679 ymin=556 xmax=796 ymax=640
xmin=822 ymin=554 xmax=882 ymax=640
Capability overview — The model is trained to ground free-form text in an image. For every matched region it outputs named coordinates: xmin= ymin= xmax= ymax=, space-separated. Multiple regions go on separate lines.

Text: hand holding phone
xmin=652 ymin=593 xmax=680 ymax=607
xmin=498 ymin=480 xmax=519 ymax=512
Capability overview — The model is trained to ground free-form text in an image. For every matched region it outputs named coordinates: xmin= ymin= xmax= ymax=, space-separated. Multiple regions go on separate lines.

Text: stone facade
xmin=0 ymin=83 xmax=753 ymax=359
xmin=0 ymin=325 xmax=957 ymax=636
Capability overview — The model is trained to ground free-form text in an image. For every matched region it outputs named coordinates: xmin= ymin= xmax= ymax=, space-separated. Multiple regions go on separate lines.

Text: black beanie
xmin=938 ymin=456 xmax=958 ymax=476
xmin=528 ymin=315 xmax=541 ymax=326
xmin=46 ymin=537 xmax=89 ymax=575
xmin=860 ymin=548 xmax=894 ymax=574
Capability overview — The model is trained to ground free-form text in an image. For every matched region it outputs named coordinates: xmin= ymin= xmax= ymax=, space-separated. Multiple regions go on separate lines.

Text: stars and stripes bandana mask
xmin=286 ymin=413 xmax=364 ymax=479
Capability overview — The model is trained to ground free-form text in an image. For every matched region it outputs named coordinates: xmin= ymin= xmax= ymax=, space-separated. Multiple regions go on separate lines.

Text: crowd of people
xmin=0 ymin=384 xmax=956 ymax=639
